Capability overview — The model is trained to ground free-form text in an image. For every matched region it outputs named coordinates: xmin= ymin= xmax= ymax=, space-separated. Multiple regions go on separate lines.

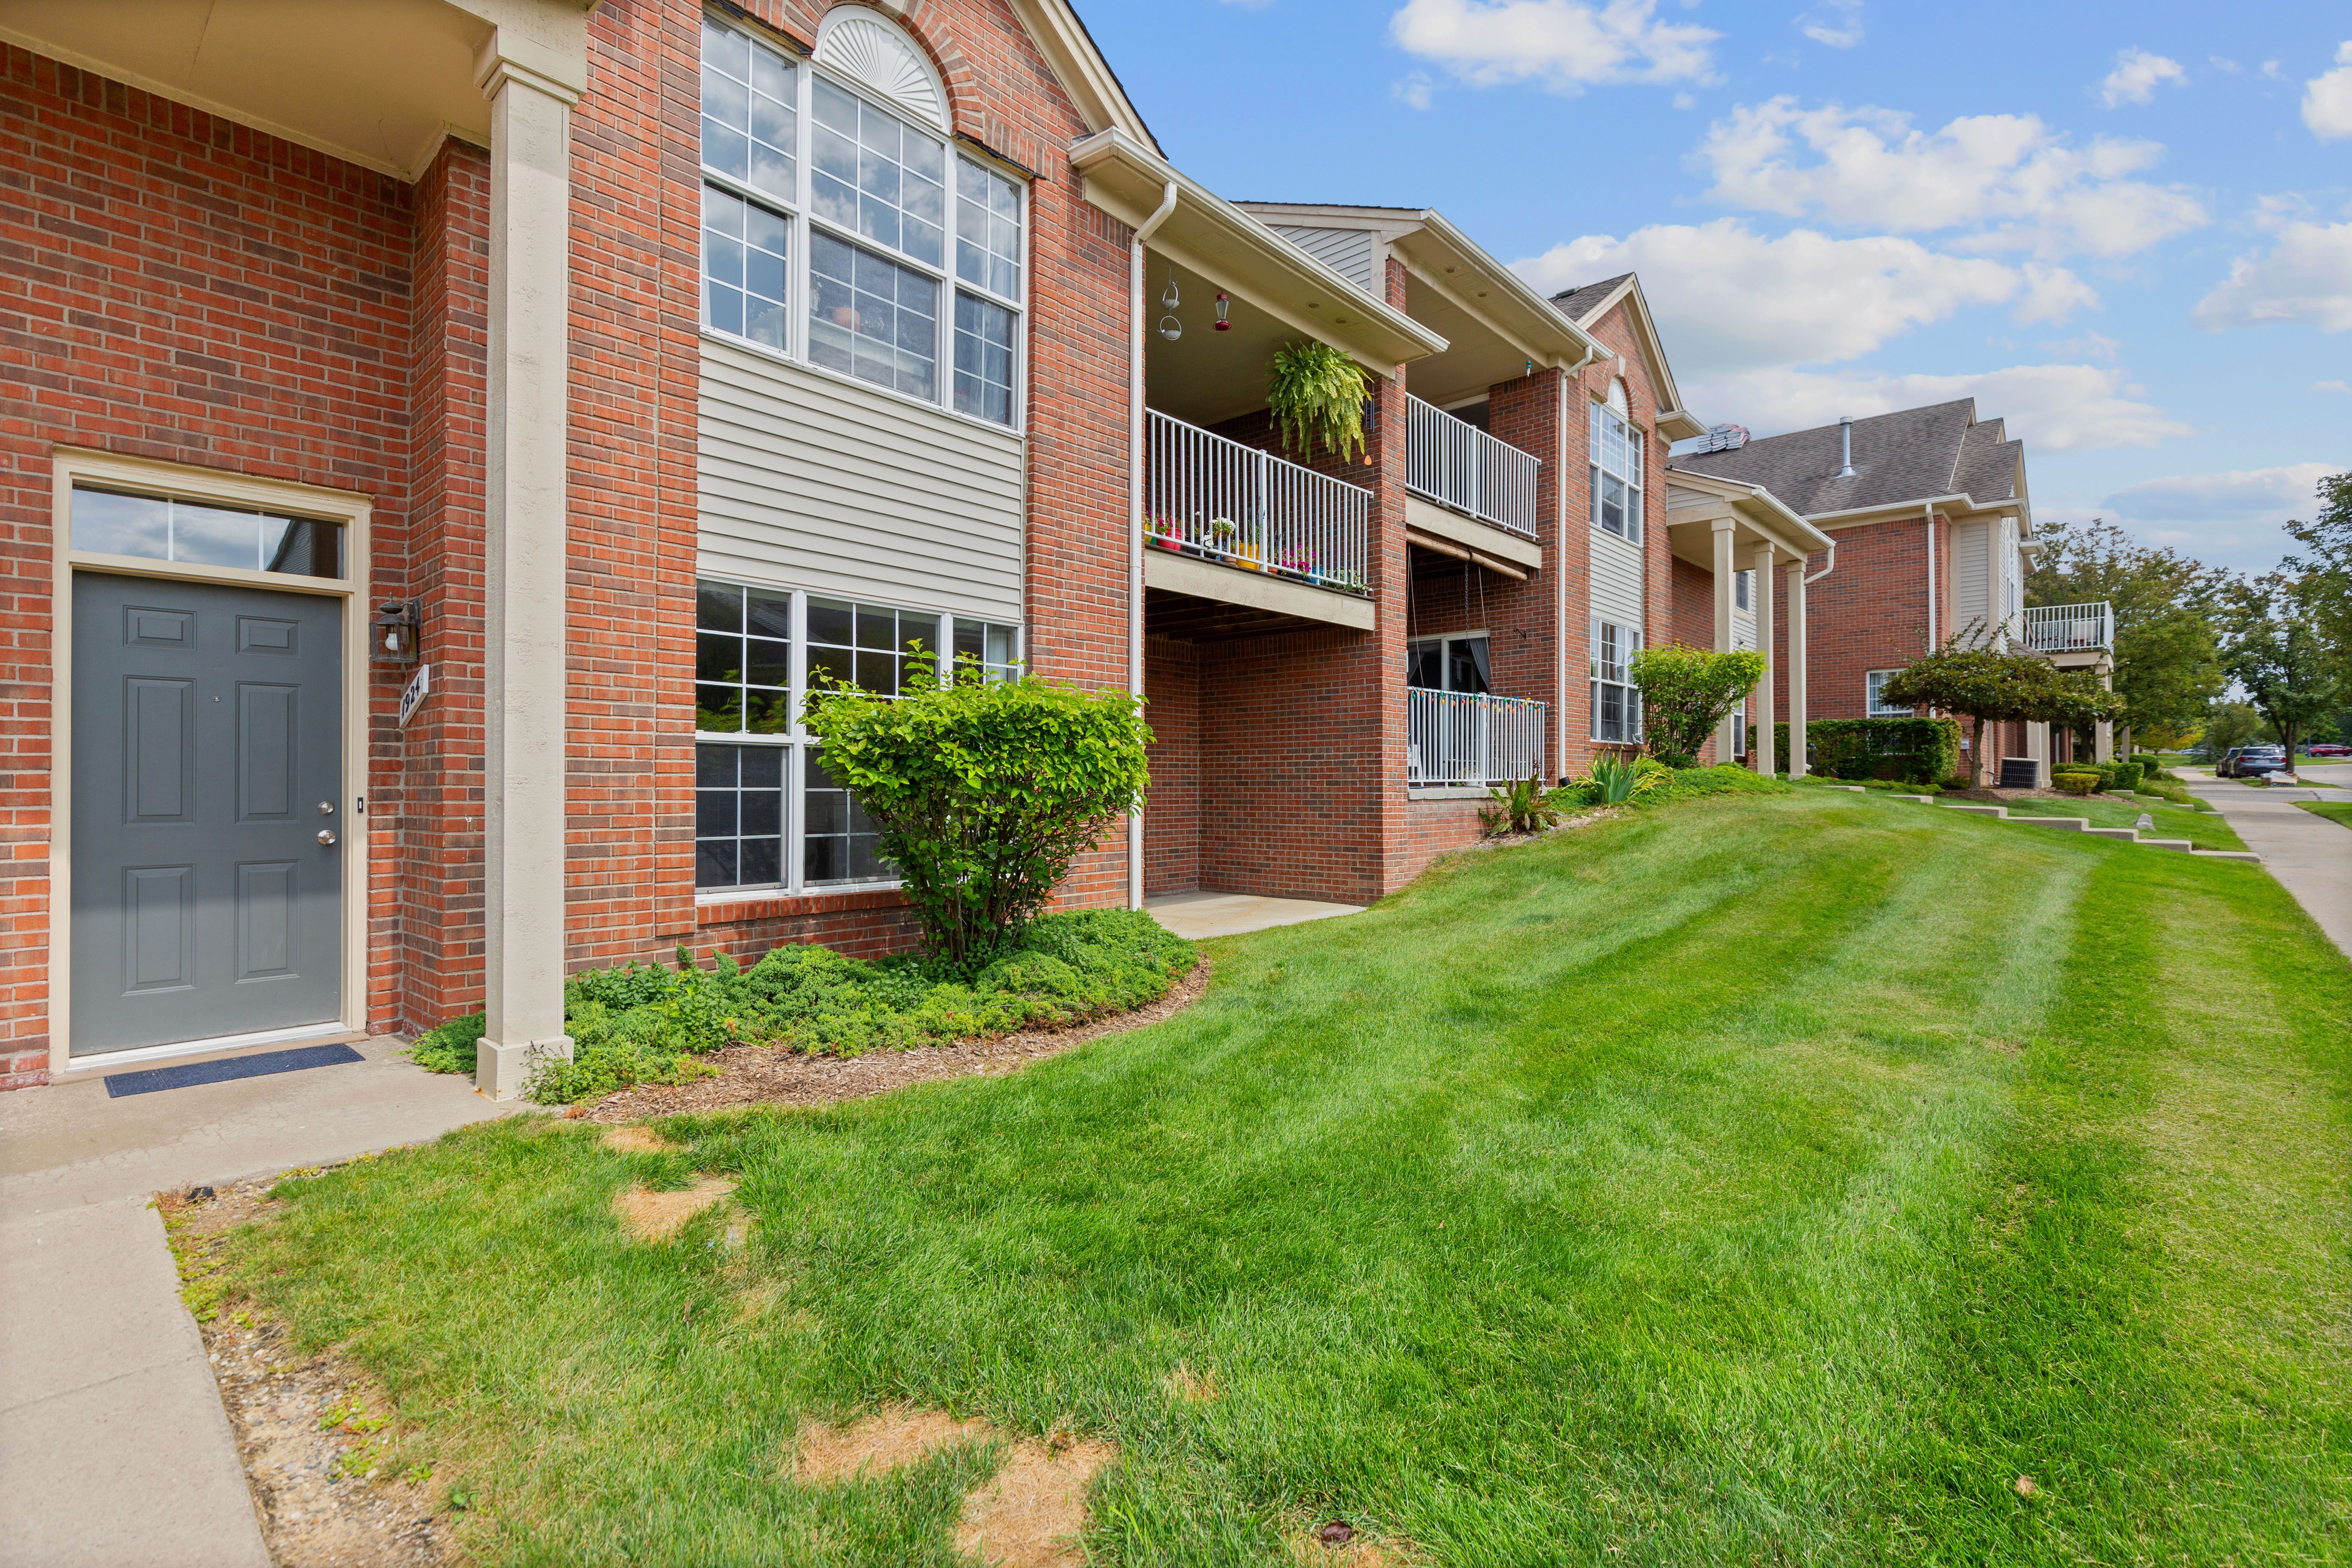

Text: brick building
xmin=3 ymin=0 xmax=1858 ymax=1095
xmin=1674 ymin=399 xmax=2115 ymax=785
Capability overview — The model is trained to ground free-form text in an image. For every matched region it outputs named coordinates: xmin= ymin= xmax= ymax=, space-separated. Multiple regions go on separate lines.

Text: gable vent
xmin=814 ymin=13 xmax=946 ymax=128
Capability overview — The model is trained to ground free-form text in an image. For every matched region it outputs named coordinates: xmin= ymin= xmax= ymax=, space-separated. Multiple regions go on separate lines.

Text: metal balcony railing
xmin=1143 ymin=409 xmax=1371 ymax=597
xmin=2022 ymin=601 xmax=2113 ymax=652
xmin=1404 ymin=394 xmax=1540 ymax=540
xmin=1407 ymin=687 xmax=1546 ymax=787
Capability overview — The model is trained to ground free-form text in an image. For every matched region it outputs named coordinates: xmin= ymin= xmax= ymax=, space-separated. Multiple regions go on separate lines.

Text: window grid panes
xmin=1591 ymin=618 xmax=1643 ymax=743
xmin=70 ymin=486 xmax=344 ymax=578
xmin=952 ymin=617 xmax=1020 ymax=682
xmin=811 ymin=75 xmax=944 ymax=267
xmin=697 ymin=17 xmax=1024 ymax=429
xmin=806 ymin=595 xmax=936 ymax=699
xmin=700 ymin=17 xmax=796 ymax=203
xmin=955 ymin=156 xmax=1022 ymax=301
xmin=703 ymin=184 xmax=790 ymax=350
xmin=804 ymin=746 xmax=888 ymax=885
xmin=1867 ymin=670 xmax=1912 ymax=718
xmin=695 ymin=580 xmax=795 ymax=735
xmin=953 ymin=291 xmax=1015 ymax=425
xmin=1589 ymin=403 xmax=1644 ymax=542
xmin=1405 ymin=635 xmax=1491 ymax=694
xmin=696 ymin=743 xmax=785 ymax=891
xmin=809 ymin=231 xmax=937 ymax=400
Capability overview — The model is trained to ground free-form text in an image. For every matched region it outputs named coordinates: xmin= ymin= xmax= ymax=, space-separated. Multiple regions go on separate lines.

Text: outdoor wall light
xmin=370 ymin=598 xmax=421 ymax=665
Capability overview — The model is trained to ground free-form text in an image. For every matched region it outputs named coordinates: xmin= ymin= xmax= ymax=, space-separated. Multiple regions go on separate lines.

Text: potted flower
xmin=1207 ymin=517 xmax=1237 ymax=558
xmin=1146 ymin=515 xmax=1184 ymax=552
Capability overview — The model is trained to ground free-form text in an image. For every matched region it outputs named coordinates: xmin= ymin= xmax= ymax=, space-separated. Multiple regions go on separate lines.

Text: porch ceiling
xmin=1144 ymin=249 xmax=1309 ymax=430
xmin=0 ymin=0 xmax=589 ymax=180
xmin=1144 ymin=584 xmax=1370 ymax=642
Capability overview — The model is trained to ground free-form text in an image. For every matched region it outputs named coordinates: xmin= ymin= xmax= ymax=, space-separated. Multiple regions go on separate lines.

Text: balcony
xmin=2022 ymin=602 xmax=2113 ymax=653
xmin=1144 ymin=409 xmax=1371 ymax=597
xmin=1406 ymin=688 xmax=1546 ymax=787
xmin=1405 ymin=394 xmax=1540 ymax=540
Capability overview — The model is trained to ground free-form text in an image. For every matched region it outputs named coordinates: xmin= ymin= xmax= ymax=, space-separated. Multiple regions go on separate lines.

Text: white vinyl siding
xmin=698 ymin=340 xmax=1024 ymax=622
xmin=1950 ymin=517 xmax=1990 ymax=641
xmin=1264 ymin=224 xmax=1379 ymax=293
xmin=1590 ymin=527 xmax=1644 ymax=630
xmin=1732 ymin=570 xmax=1756 ymax=652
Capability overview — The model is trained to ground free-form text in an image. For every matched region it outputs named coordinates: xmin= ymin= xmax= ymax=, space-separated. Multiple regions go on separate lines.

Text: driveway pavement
xmin=2184 ymin=763 xmax=2352 ymax=960
xmin=0 ymin=1037 xmax=522 ymax=1568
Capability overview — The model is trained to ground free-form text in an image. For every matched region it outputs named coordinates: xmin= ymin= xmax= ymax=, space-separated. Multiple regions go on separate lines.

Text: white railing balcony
xmin=1143 ymin=409 xmax=1371 ymax=597
xmin=2022 ymin=601 xmax=2113 ymax=653
xmin=1407 ymin=687 xmax=1546 ymax=787
xmin=1404 ymin=393 xmax=1540 ymax=540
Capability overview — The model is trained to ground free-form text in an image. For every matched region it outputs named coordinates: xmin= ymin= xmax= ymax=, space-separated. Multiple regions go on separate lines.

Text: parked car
xmin=2307 ymin=742 xmax=2350 ymax=757
xmin=2223 ymin=746 xmax=2290 ymax=778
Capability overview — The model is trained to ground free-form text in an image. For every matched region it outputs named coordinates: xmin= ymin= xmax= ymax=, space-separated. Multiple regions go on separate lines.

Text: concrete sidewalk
xmin=0 ymin=1036 xmax=523 ymax=1568
xmin=2185 ymin=764 xmax=2352 ymax=960
xmin=1146 ymin=891 xmax=1366 ymax=940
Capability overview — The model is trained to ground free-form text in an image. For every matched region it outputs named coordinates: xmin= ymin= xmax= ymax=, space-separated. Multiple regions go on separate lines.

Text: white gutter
xmin=1126 ymin=179 xmax=1178 ymax=913
xmin=1806 ymin=541 xmax=1837 ymax=585
xmin=1924 ymin=499 xmax=1937 ymax=651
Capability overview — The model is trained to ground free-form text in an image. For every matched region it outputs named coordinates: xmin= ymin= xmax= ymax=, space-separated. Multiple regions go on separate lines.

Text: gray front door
xmin=71 ymin=573 xmax=344 ymax=1055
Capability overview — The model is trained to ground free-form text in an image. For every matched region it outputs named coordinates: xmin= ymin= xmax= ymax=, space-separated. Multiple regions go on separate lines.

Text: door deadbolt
xmin=318 ymin=801 xmax=335 ymax=816
xmin=317 ymin=829 xmax=337 ymax=846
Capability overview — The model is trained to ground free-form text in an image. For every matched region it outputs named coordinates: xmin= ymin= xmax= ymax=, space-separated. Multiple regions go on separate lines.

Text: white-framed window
xmin=1734 ymin=570 xmax=1751 ymax=611
xmin=1591 ymin=617 xmax=1643 ymax=743
xmin=1867 ymin=670 xmax=1912 ymax=717
xmin=70 ymin=485 xmax=346 ymax=579
xmin=1732 ymin=711 xmax=1747 ymax=758
xmin=1589 ymin=396 xmax=1644 ymax=542
xmin=698 ymin=12 xmax=1026 ymax=428
xmin=1405 ymin=633 xmax=1491 ymax=694
xmin=693 ymin=574 xmax=1020 ymax=894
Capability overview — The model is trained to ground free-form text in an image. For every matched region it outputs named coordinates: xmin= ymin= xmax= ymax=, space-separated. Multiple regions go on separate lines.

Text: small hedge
xmin=1773 ymin=718 xmax=1962 ymax=783
xmin=1641 ymin=763 xmax=1794 ymax=804
xmin=410 ymin=908 xmax=1195 ymax=1104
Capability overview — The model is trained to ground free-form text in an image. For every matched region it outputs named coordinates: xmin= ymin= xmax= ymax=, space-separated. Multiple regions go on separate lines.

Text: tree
xmin=1628 ymin=644 xmax=1766 ymax=768
xmin=2025 ymin=515 xmax=2224 ymax=740
xmin=2195 ymin=700 xmax=2263 ymax=761
xmin=2281 ymin=470 xmax=2352 ymax=694
xmin=1878 ymin=640 xmax=2122 ymax=782
xmin=2222 ymin=575 xmax=2342 ymax=759
xmin=802 ymin=653 xmax=1152 ymax=971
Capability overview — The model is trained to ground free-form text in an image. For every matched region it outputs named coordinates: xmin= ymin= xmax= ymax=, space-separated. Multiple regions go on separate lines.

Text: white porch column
xmin=1712 ymin=519 xmax=1737 ymax=762
xmin=1785 ymin=559 xmax=1807 ymax=779
xmin=474 ymin=37 xmax=582 ymax=1100
xmin=1752 ymin=542 xmax=1776 ymax=776
xmin=2094 ymin=667 xmax=2115 ymax=762
xmin=2025 ymin=719 xmax=2049 ymax=788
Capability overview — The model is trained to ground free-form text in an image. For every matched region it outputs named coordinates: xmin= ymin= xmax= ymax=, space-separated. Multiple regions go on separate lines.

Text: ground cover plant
xmin=224 ymin=792 xmax=2349 ymax=1565
xmin=410 ymin=910 xmax=1194 ymax=1104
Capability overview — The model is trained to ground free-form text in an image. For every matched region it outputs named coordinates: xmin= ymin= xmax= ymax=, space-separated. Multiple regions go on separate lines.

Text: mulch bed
xmin=577 ymin=955 xmax=1214 ymax=1124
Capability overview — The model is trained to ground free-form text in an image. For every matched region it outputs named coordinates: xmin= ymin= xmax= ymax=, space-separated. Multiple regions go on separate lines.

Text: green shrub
xmin=2100 ymin=760 xmax=2143 ymax=792
xmin=1937 ymin=776 xmax=1974 ymax=792
xmin=411 ymin=910 xmax=1196 ymax=1104
xmin=1772 ymin=718 xmax=1962 ymax=782
xmin=801 ymin=653 xmax=1151 ymax=971
xmin=1562 ymin=752 xmax=1655 ymax=806
xmin=1638 ymin=764 xmax=1794 ymax=804
xmin=2054 ymin=772 xmax=2099 ymax=797
xmin=1630 ymin=645 xmax=1767 ymax=768
xmin=1479 ymin=772 xmax=1565 ymax=836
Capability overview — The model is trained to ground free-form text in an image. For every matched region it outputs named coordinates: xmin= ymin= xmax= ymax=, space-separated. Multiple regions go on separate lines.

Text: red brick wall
xmin=1766 ymin=513 xmax=1942 ymax=727
xmin=0 ymin=49 xmax=419 ymax=1082
xmin=1142 ymin=637 xmax=1199 ymax=897
xmin=1398 ymin=797 xmax=1486 ymax=882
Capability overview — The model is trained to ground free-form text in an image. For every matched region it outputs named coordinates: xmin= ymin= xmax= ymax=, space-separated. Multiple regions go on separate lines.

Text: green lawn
xmin=1997 ymin=792 xmax=2247 ymax=850
xmin=220 ymin=793 xmax=2351 ymax=1565
xmin=2298 ymin=801 xmax=2352 ymax=832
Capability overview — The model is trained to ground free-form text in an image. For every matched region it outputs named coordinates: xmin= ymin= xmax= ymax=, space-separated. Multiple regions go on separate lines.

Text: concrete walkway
xmin=0 ymin=1036 xmax=522 ymax=1568
xmin=2185 ymin=764 xmax=2352 ymax=960
xmin=1146 ymin=891 xmax=1365 ymax=940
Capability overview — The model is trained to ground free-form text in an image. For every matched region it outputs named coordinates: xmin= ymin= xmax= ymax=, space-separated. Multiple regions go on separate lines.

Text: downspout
xmin=1806 ymin=541 xmax=1836 ymax=585
xmin=1127 ymin=180 xmax=1178 ymax=912
xmin=1924 ymin=500 xmax=1937 ymax=652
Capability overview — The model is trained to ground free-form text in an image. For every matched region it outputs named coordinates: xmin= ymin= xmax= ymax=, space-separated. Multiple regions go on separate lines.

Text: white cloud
xmin=1695 ymin=97 xmax=2207 ymax=258
xmin=2316 ymin=379 xmax=2352 ymax=394
xmin=1513 ymin=220 xmax=2042 ymax=375
xmin=1796 ymin=0 xmax=1863 ymax=49
xmin=2099 ymin=48 xmax=2186 ymax=108
xmin=1689 ymin=364 xmax=2192 ymax=453
xmin=2014 ymin=263 xmax=2100 ymax=324
xmin=1394 ymin=73 xmax=1436 ymax=109
xmin=2304 ymin=41 xmax=2352 ymax=140
xmin=2192 ymin=219 xmax=2352 ymax=332
xmin=2089 ymin=463 xmax=2338 ymax=568
xmin=1388 ymin=0 xmax=1718 ymax=94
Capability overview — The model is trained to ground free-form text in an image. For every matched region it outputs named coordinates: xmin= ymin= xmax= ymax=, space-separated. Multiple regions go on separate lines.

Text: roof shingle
xmin=1672 ymin=398 xmax=2024 ymax=518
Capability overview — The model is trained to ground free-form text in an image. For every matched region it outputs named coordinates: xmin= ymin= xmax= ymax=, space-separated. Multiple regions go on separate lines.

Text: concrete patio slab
xmin=1146 ymin=892 xmax=1366 ymax=940
xmin=0 ymin=1035 xmax=526 ymax=1568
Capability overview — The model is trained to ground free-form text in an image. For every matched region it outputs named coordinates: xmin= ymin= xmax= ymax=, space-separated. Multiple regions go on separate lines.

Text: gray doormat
xmin=103 ymin=1041 xmax=364 ymax=1098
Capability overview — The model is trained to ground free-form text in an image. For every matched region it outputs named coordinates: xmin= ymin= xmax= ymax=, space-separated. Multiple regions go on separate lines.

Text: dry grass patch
xmin=1288 ymin=1519 xmax=1415 ymax=1567
xmin=611 ymin=1177 xmax=734 ymax=1243
xmin=952 ymin=1434 xmax=1117 ymax=1568
xmin=1163 ymin=1361 xmax=1220 ymax=1402
xmin=792 ymin=1407 xmax=993 ymax=1485
xmin=598 ymin=1125 xmax=675 ymax=1154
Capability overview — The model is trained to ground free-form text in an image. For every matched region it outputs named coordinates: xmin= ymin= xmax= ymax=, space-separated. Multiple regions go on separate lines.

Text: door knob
xmin=318 ymin=801 xmax=335 ymax=816
xmin=317 ymin=829 xmax=337 ymax=846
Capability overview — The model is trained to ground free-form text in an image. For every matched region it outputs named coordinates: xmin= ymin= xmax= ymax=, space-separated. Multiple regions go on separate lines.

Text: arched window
xmin=698 ymin=6 xmax=1025 ymax=425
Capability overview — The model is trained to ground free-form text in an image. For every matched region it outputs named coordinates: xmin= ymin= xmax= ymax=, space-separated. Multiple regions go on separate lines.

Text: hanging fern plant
xmin=1267 ymin=340 xmax=1372 ymax=464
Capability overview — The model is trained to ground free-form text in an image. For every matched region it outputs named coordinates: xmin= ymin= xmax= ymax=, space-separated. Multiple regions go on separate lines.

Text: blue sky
xmin=1081 ymin=0 xmax=2351 ymax=574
